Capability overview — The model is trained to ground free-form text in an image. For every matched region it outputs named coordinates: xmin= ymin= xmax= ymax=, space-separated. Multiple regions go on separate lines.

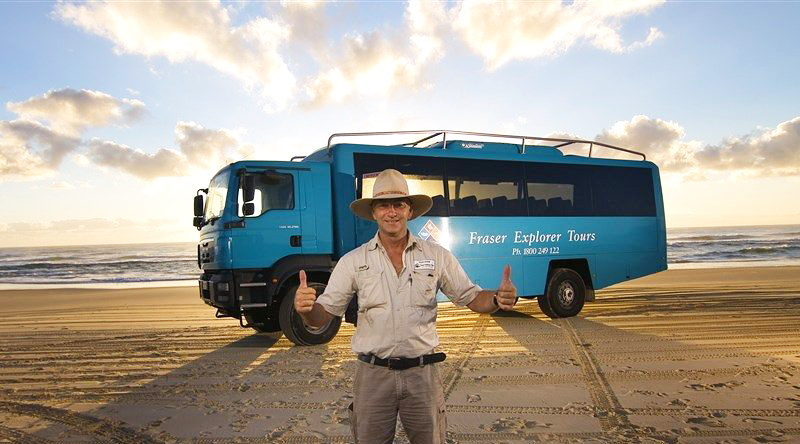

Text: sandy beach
xmin=0 ymin=266 xmax=799 ymax=443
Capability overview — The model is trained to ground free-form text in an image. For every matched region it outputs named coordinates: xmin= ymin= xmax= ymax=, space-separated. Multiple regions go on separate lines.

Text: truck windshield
xmin=205 ymin=171 xmax=230 ymax=220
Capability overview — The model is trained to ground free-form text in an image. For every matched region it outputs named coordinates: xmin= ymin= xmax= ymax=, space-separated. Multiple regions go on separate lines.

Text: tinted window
xmin=238 ymin=172 xmax=294 ymax=217
xmin=395 ymin=156 xmax=447 ymax=216
xmin=592 ymin=166 xmax=655 ymax=216
xmin=447 ymin=159 xmax=525 ymax=216
xmin=526 ymin=163 xmax=591 ymax=216
xmin=355 ymin=153 xmax=656 ymax=218
xmin=354 ymin=154 xmax=447 ymax=216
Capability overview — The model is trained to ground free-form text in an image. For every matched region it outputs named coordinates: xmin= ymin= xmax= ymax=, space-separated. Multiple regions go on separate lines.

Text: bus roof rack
xmin=326 ymin=130 xmax=646 ymax=160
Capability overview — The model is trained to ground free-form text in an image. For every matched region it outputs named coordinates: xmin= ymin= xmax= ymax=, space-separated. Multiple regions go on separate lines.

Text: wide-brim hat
xmin=350 ymin=169 xmax=433 ymax=221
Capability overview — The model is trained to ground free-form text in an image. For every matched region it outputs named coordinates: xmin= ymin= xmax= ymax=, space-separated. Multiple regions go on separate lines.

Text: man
xmin=295 ymin=169 xmax=518 ymax=444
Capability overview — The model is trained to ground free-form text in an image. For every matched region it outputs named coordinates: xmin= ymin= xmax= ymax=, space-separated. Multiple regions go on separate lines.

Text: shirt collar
xmin=368 ymin=230 xmax=418 ymax=252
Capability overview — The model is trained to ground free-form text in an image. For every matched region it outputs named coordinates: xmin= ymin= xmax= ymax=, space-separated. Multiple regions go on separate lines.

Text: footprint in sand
xmin=742 ymin=417 xmax=783 ymax=425
xmin=480 ymin=417 xmax=553 ymax=433
xmin=685 ymin=416 xmax=726 ymax=428
xmin=752 ymin=429 xmax=787 ymax=443
xmin=668 ymin=398 xmax=691 ymax=407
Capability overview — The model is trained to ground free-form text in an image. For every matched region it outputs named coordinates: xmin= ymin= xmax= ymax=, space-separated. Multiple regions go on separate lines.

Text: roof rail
xmin=326 ymin=130 xmax=646 ymax=160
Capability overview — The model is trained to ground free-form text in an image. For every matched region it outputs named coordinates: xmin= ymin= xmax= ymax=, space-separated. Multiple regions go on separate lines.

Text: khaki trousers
xmin=349 ymin=359 xmax=447 ymax=444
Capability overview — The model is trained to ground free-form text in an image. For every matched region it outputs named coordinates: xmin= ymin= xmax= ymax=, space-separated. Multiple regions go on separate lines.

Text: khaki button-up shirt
xmin=315 ymin=231 xmax=482 ymax=358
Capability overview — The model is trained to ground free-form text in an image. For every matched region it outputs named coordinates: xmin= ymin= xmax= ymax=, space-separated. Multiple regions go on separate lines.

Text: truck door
xmin=233 ymin=168 xmax=303 ymax=269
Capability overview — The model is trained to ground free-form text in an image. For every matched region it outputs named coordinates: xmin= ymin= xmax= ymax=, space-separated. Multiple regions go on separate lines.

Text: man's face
xmin=371 ymin=198 xmax=412 ymax=237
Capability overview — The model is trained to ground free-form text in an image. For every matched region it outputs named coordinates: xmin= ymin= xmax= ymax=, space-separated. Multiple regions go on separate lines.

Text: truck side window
xmin=238 ymin=172 xmax=294 ymax=217
xmin=446 ymin=159 xmax=525 ymax=216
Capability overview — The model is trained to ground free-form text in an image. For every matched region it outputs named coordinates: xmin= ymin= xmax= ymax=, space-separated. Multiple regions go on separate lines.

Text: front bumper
xmin=199 ymin=271 xmax=236 ymax=312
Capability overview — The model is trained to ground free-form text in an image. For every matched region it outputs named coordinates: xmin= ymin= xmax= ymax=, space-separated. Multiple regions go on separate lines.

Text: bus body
xmin=193 ymin=131 xmax=667 ymax=345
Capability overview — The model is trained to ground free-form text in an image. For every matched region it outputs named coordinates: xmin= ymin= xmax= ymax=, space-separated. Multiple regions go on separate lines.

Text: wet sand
xmin=0 ymin=266 xmax=799 ymax=443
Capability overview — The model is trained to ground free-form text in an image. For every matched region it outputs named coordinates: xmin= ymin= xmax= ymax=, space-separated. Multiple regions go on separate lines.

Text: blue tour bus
xmin=194 ymin=130 xmax=667 ymax=345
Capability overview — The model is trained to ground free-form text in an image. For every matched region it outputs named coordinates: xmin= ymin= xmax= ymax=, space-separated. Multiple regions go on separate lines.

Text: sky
xmin=1 ymin=0 xmax=798 ymax=248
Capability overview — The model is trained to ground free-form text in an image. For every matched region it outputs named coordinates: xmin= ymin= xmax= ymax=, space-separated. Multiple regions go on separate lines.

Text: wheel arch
xmin=270 ymin=255 xmax=334 ymax=300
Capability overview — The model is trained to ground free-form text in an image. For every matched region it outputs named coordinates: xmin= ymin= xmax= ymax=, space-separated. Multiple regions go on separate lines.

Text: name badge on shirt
xmin=414 ymin=260 xmax=435 ymax=270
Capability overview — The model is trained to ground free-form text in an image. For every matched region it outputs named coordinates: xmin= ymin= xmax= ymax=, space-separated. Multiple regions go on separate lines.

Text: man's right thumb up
xmin=295 ymin=270 xmax=315 ymax=314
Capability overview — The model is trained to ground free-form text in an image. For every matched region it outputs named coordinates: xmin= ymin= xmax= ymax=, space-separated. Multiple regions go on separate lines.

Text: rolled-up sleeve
xmin=315 ymin=254 xmax=356 ymax=317
xmin=439 ymin=249 xmax=482 ymax=307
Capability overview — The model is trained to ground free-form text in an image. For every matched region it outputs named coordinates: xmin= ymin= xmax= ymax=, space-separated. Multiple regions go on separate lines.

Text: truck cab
xmin=194 ymin=160 xmax=345 ymax=344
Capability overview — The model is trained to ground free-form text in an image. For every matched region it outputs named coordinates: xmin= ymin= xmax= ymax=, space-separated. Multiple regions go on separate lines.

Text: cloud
xmin=49 ymin=181 xmax=75 ymax=190
xmin=451 ymin=0 xmax=664 ymax=70
xmin=87 ymin=139 xmax=188 ymax=180
xmin=302 ymin=0 xmax=446 ymax=106
xmin=55 ymin=0 xmax=295 ymax=111
xmin=281 ymin=0 xmax=327 ymax=50
xmin=591 ymin=115 xmax=800 ymax=177
xmin=1 ymin=217 xmax=178 ymax=233
xmin=696 ymin=117 xmax=800 ymax=175
xmin=1 ymin=88 xmax=145 ymax=179
xmin=88 ymin=121 xmax=250 ymax=179
xmin=596 ymin=115 xmax=698 ymax=171
xmin=53 ymin=1 xmax=667 ymax=107
xmin=0 ymin=120 xmax=81 ymax=178
xmin=176 ymin=121 xmax=251 ymax=168
xmin=6 ymin=88 xmax=145 ymax=136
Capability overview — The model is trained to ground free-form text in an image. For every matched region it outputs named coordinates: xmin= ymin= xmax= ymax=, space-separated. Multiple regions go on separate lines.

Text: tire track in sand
xmin=560 ymin=317 xmax=638 ymax=440
xmin=442 ymin=314 xmax=490 ymax=400
xmin=0 ymin=401 xmax=162 ymax=444
xmin=0 ymin=424 xmax=53 ymax=444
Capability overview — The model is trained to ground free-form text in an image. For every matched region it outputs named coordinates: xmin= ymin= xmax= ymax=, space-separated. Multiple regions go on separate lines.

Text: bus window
xmin=446 ymin=159 xmax=525 ymax=216
xmin=592 ymin=166 xmax=655 ymax=216
xmin=395 ymin=156 xmax=447 ymax=216
xmin=526 ymin=163 xmax=591 ymax=216
xmin=354 ymin=153 xmax=394 ymax=201
xmin=354 ymin=153 xmax=448 ymax=216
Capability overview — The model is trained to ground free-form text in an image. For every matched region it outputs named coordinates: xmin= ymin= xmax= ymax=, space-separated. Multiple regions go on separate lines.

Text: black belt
xmin=358 ymin=352 xmax=446 ymax=370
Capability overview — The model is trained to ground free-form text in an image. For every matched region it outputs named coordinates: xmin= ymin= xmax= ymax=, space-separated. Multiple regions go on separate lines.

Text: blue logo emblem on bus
xmin=418 ymin=220 xmax=442 ymax=242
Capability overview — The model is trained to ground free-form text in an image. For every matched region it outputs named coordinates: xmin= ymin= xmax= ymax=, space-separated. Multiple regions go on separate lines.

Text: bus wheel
xmin=543 ymin=268 xmax=586 ymax=318
xmin=537 ymin=294 xmax=557 ymax=318
xmin=279 ymin=281 xmax=341 ymax=345
xmin=244 ymin=309 xmax=280 ymax=333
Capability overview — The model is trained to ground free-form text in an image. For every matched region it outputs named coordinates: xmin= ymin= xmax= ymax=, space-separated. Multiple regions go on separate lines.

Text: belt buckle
xmin=387 ymin=357 xmax=403 ymax=370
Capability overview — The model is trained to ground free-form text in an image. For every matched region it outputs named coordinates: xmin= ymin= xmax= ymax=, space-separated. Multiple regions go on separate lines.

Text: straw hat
xmin=350 ymin=169 xmax=433 ymax=221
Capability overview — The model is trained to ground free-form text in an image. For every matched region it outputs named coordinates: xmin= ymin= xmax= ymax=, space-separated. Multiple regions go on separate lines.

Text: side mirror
xmin=243 ymin=202 xmax=255 ymax=216
xmin=242 ymin=175 xmax=255 ymax=203
xmin=193 ymin=216 xmax=203 ymax=227
xmin=194 ymin=194 xmax=204 ymax=217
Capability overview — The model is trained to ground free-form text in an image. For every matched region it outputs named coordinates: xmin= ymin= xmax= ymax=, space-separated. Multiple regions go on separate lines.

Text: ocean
xmin=0 ymin=224 xmax=798 ymax=288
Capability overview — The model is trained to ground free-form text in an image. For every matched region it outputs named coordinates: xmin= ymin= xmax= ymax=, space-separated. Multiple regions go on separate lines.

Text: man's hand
xmin=496 ymin=264 xmax=518 ymax=310
xmin=294 ymin=270 xmax=317 ymax=313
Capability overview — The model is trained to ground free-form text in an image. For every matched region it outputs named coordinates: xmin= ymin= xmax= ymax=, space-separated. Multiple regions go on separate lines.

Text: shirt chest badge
xmin=413 ymin=260 xmax=435 ymax=271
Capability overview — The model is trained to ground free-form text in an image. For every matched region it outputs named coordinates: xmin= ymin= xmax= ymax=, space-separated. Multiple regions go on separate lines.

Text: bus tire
xmin=279 ymin=281 xmax=341 ymax=345
xmin=537 ymin=294 xmax=557 ymax=318
xmin=543 ymin=268 xmax=586 ymax=318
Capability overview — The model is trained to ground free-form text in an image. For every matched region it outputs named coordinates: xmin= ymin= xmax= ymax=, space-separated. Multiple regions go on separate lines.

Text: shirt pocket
xmin=411 ymin=269 xmax=437 ymax=308
xmin=355 ymin=270 xmax=385 ymax=312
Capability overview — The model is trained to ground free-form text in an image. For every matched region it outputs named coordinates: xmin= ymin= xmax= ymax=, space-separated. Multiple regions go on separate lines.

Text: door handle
xmin=290 ymin=235 xmax=302 ymax=247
